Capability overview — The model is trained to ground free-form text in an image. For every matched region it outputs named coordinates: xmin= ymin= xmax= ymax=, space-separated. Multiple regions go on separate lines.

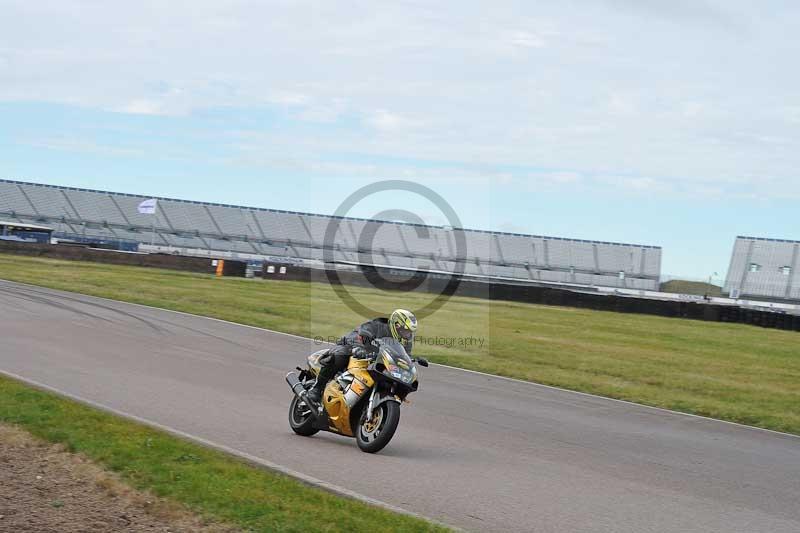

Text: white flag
xmin=137 ymin=198 xmax=158 ymax=215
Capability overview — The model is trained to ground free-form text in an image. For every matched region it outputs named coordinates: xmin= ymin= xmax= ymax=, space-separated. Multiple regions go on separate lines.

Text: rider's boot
xmin=306 ymin=363 xmax=335 ymax=404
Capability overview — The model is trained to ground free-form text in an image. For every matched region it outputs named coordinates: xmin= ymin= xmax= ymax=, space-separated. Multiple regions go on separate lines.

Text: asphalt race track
xmin=1 ymin=280 xmax=799 ymax=532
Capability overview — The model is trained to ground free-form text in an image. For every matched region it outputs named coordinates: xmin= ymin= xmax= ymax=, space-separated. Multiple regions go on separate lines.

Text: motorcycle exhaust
xmin=286 ymin=372 xmax=323 ymax=415
xmin=286 ymin=372 xmax=308 ymax=398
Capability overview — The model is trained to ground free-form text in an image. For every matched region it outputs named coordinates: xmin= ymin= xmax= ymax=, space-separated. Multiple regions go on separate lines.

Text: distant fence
xmin=261 ymin=263 xmax=800 ymax=332
xmin=0 ymin=241 xmax=246 ymax=277
xmin=1 ymin=243 xmax=794 ymax=331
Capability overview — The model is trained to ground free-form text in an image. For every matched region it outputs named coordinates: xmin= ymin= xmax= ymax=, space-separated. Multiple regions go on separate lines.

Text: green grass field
xmin=0 ymin=375 xmax=445 ymax=533
xmin=1 ymin=253 xmax=799 ymax=435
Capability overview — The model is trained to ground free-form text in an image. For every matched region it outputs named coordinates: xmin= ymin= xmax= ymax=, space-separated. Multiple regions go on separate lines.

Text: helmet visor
xmin=397 ymin=326 xmax=414 ymax=341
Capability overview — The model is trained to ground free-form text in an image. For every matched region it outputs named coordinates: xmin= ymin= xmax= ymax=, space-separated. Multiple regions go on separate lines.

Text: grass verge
xmin=660 ymin=279 xmax=723 ymax=297
xmin=1 ymin=253 xmax=798 ymax=435
xmin=0 ymin=374 xmax=446 ymax=533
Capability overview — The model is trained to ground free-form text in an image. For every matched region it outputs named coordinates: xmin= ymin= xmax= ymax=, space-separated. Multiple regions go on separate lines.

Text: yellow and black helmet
xmin=389 ymin=309 xmax=418 ymax=345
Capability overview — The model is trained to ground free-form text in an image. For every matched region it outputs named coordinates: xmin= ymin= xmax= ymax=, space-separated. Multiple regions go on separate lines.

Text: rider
xmin=306 ymin=309 xmax=418 ymax=403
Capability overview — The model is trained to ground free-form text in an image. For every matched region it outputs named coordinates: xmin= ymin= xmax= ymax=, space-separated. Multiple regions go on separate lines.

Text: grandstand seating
xmin=0 ymin=179 xmax=662 ymax=289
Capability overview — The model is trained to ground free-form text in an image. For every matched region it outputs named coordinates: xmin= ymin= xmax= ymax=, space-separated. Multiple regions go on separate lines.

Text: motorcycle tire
xmin=289 ymin=394 xmax=319 ymax=436
xmin=356 ymin=401 xmax=400 ymax=453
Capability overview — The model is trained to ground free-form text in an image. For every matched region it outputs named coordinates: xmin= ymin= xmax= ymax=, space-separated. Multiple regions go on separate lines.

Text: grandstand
xmin=0 ymin=179 xmax=662 ymax=289
xmin=725 ymin=236 xmax=800 ymax=302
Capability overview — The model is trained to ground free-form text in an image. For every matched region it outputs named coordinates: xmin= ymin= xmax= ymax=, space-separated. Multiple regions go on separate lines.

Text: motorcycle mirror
xmin=416 ymin=357 xmax=429 ymax=367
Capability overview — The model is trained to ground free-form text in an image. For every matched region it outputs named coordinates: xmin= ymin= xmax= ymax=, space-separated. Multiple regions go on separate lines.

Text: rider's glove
xmin=352 ymin=346 xmax=369 ymax=359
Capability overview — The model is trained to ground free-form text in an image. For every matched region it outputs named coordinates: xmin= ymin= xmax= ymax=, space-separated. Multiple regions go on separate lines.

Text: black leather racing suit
xmin=309 ymin=318 xmax=413 ymax=399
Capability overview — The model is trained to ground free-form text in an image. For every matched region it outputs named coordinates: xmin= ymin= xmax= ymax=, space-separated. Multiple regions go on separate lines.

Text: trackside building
xmin=724 ymin=236 xmax=800 ymax=302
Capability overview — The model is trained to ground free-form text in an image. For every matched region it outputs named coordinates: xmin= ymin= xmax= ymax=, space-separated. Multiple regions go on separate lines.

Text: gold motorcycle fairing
xmin=307 ymin=352 xmax=375 ymax=436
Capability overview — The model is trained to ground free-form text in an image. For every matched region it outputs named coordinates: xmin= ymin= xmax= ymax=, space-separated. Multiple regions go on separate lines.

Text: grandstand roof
xmin=736 ymin=235 xmax=800 ymax=245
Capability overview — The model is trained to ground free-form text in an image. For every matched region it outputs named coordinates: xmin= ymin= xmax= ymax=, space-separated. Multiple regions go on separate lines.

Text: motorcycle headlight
xmin=386 ymin=364 xmax=415 ymax=383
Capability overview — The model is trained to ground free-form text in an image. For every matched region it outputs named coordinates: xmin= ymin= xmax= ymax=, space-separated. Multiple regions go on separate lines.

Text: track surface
xmin=1 ymin=281 xmax=799 ymax=532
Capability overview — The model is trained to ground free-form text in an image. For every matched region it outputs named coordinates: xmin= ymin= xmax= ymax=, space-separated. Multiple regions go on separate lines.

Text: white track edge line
xmin=2 ymin=277 xmax=798 ymax=441
xmin=0 ymin=369 xmax=456 ymax=531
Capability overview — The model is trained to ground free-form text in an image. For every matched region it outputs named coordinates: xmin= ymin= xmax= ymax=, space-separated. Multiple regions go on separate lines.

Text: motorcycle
xmin=285 ymin=338 xmax=428 ymax=453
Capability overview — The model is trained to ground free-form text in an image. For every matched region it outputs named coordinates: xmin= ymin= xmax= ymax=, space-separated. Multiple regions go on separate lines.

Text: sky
xmin=1 ymin=1 xmax=799 ymax=280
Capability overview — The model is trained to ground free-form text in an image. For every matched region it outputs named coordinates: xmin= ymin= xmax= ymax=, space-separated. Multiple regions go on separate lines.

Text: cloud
xmin=546 ymin=171 xmax=582 ymax=184
xmin=619 ymin=177 xmax=667 ymax=192
xmin=266 ymin=91 xmax=309 ymax=106
xmin=1 ymin=1 xmax=799 ymax=199
xmin=117 ymin=99 xmax=167 ymax=116
xmin=599 ymin=0 xmax=744 ymax=31
xmin=784 ymin=106 xmax=800 ymax=124
xmin=297 ymin=98 xmax=349 ymax=123
xmin=23 ymin=137 xmax=144 ymax=157
xmin=507 ymin=30 xmax=547 ymax=49
xmin=364 ymin=109 xmax=425 ymax=132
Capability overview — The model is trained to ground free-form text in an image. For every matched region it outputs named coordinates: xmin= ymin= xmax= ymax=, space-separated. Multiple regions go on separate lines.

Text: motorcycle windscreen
xmin=376 ymin=338 xmax=412 ymax=363
xmin=376 ymin=338 xmax=417 ymax=384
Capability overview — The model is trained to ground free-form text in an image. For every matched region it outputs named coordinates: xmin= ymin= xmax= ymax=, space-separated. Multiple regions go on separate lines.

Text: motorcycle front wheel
xmin=356 ymin=401 xmax=400 ymax=453
xmin=289 ymin=394 xmax=319 ymax=436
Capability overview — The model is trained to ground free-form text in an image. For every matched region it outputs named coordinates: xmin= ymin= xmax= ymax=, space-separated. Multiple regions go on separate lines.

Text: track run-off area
xmin=1 ymin=280 xmax=799 ymax=532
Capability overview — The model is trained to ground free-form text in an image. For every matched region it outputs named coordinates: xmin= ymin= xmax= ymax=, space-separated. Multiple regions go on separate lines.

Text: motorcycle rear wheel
xmin=356 ymin=401 xmax=400 ymax=453
xmin=289 ymin=394 xmax=319 ymax=436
